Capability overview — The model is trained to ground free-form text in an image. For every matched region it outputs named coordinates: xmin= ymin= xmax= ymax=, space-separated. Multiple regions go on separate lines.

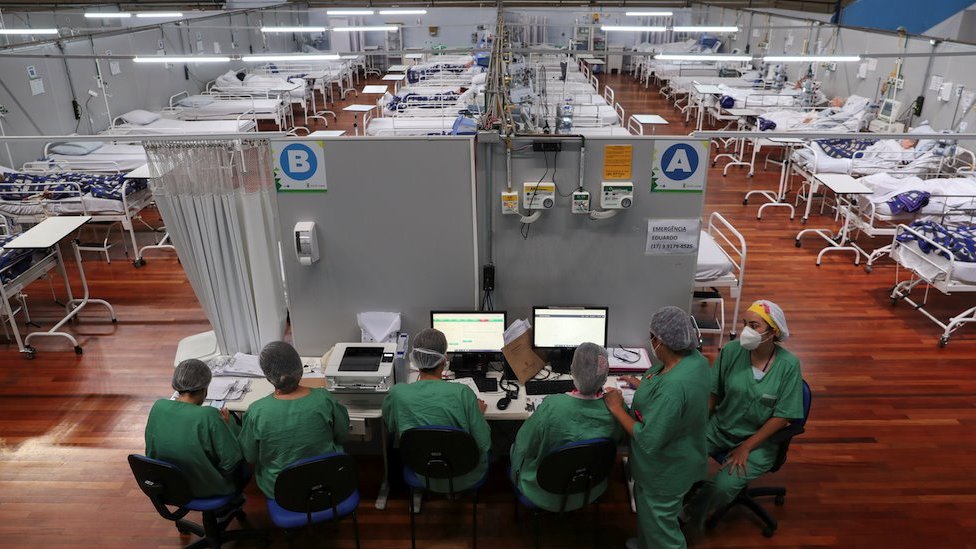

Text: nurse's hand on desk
xmin=723 ymin=445 xmax=750 ymax=478
xmin=620 ymin=375 xmax=641 ymax=389
xmin=477 ymin=399 xmax=487 ymax=414
xmin=603 ymin=387 xmax=626 ymax=412
xmin=219 ymin=408 xmax=231 ymax=424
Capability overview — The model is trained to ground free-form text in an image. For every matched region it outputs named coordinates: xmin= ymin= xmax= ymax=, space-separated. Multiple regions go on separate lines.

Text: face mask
xmin=739 ymin=326 xmax=770 ymax=351
xmin=649 ymin=340 xmax=663 ymax=363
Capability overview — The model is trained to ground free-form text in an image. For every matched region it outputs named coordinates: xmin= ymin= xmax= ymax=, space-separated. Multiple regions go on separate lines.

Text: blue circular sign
xmin=279 ymin=143 xmax=317 ymax=182
xmin=660 ymin=143 xmax=699 ymax=181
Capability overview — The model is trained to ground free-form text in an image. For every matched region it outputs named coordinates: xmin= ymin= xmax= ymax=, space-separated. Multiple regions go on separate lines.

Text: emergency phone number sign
xmin=272 ymin=140 xmax=328 ymax=192
xmin=645 ymin=218 xmax=701 ymax=255
xmin=650 ymin=139 xmax=710 ymax=193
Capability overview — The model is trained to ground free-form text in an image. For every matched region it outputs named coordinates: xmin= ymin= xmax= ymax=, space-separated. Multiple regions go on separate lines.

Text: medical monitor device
xmin=878 ymin=99 xmax=901 ymax=123
xmin=430 ymin=311 xmax=507 ymax=376
xmin=532 ymin=306 xmax=609 ymax=373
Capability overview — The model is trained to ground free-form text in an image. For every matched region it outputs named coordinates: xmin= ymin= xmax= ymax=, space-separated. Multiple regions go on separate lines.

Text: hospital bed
xmin=42 ymin=142 xmax=147 ymax=173
xmin=106 ymin=115 xmax=255 ymax=135
xmin=890 ymin=221 xmax=976 ymax=345
xmin=364 ymin=110 xmax=477 ymax=136
xmin=166 ymin=91 xmax=292 ymax=130
xmin=694 ymin=211 xmax=747 ymax=346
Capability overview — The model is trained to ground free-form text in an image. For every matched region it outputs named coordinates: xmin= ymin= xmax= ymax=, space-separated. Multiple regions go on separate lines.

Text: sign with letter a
xmin=650 ymin=140 xmax=710 ymax=192
xmin=272 ymin=140 xmax=328 ymax=192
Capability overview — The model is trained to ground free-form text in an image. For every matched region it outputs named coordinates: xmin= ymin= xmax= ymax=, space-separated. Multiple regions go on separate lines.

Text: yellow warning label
xmin=603 ymin=145 xmax=633 ymax=180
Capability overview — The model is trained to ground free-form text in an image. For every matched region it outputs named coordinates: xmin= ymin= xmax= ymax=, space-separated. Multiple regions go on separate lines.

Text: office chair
xmin=512 ymin=438 xmax=617 ymax=549
xmin=706 ymin=379 xmax=812 ymax=537
xmin=266 ymin=453 xmax=361 ymax=549
xmin=399 ymin=426 xmax=488 ymax=549
xmin=127 ymin=454 xmax=267 ymax=549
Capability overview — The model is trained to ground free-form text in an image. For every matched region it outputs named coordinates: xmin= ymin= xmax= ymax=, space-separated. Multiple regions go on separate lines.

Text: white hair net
xmin=259 ymin=341 xmax=303 ymax=392
xmin=172 ymin=359 xmax=212 ymax=393
xmin=571 ymin=342 xmax=610 ymax=395
xmin=649 ymin=306 xmax=698 ymax=352
xmin=748 ymin=300 xmax=790 ymax=341
xmin=411 ymin=328 xmax=449 ymax=370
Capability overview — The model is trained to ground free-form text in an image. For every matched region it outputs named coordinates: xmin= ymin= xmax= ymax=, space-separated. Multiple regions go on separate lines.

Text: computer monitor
xmin=430 ymin=311 xmax=506 ymax=376
xmin=878 ymin=98 xmax=901 ymax=123
xmin=532 ymin=306 xmax=609 ymax=373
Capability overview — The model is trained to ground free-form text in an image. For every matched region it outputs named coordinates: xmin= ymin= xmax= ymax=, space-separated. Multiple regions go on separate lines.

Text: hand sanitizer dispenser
xmin=294 ymin=221 xmax=319 ymax=266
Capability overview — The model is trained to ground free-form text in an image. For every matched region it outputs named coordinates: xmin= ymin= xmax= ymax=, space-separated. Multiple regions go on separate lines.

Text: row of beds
xmin=637 ymin=48 xmax=976 ymax=344
xmin=364 ymin=51 xmax=636 ymax=137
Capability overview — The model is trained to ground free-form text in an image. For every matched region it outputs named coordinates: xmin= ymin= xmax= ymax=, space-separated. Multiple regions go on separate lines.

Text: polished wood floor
xmin=2 ymin=69 xmax=976 ymax=548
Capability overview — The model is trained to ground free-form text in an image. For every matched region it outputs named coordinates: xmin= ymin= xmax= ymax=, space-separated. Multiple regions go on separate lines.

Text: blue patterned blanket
xmin=0 ymin=234 xmax=33 ymax=282
xmin=896 ymin=221 xmax=976 ymax=263
xmin=0 ymin=173 xmax=147 ymax=202
xmin=815 ymin=138 xmax=876 ymax=159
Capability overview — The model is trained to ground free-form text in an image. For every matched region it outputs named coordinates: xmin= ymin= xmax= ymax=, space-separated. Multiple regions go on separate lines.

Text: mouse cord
xmin=500 ymin=379 xmax=520 ymax=399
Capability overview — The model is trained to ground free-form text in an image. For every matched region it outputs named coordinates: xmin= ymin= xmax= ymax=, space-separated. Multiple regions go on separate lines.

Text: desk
xmin=629 ymin=114 xmax=669 ymax=135
xmin=343 ymin=104 xmax=376 ymax=136
xmin=4 ymin=216 xmax=116 ymax=358
xmin=381 ymin=73 xmax=406 ymax=93
xmin=405 ymin=53 xmax=424 ymax=65
xmin=361 ymin=85 xmax=389 ymax=95
xmin=387 ymin=64 xmax=408 ymax=73
xmin=692 ymin=84 xmax=723 ymax=132
xmin=795 ymin=174 xmax=873 ymax=265
xmin=308 ymin=130 xmax=346 ymax=137
xmin=744 ymin=137 xmax=804 ymax=220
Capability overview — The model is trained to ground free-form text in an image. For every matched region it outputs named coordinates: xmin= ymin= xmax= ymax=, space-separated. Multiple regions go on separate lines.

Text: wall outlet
xmin=501 ymin=191 xmax=519 ymax=215
xmin=523 ymin=182 xmax=555 ymax=210
xmin=571 ymin=190 xmax=590 ymax=214
xmin=601 ymin=181 xmax=634 ymax=209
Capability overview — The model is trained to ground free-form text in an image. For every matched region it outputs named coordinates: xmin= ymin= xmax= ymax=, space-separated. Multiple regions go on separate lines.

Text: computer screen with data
xmin=431 ymin=311 xmax=506 ymax=353
xmin=532 ymin=307 xmax=608 ymax=348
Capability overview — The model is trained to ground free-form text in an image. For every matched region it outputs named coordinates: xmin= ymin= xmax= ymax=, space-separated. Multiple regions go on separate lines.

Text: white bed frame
xmin=166 ymin=91 xmax=292 ymax=130
xmin=695 ymin=211 xmax=747 ymax=345
xmin=0 ymin=243 xmax=60 ymax=356
xmin=890 ymin=223 xmax=976 ymax=346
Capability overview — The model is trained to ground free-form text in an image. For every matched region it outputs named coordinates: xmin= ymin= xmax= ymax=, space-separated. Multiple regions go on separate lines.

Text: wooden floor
xmin=2 ymin=70 xmax=976 ymax=549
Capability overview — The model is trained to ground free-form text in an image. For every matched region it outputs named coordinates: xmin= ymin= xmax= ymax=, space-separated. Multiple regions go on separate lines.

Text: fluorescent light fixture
xmin=625 ymin=11 xmax=674 ymax=16
xmin=601 ymin=25 xmax=667 ymax=32
xmin=243 ymin=54 xmax=341 ymax=62
xmin=85 ymin=13 xmax=132 ymax=18
xmin=655 ymin=53 xmax=753 ymax=62
xmin=133 ymin=56 xmax=230 ymax=63
xmin=673 ymin=26 xmax=739 ymax=32
xmin=261 ymin=26 xmax=327 ymax=33
xmin=326 ymin=9 xmax=375 ymax=15
xmin=763 ymin=55 xmax=861 ymax=62
xmin=331 ymin=26 xmax=398 ymax=32
xmin=0 ymin=28 xmax=58 ymax=35
xmin=136 ymin=12 xmax=183 ymax=18
xmin=379 ymin=9 xmax=428 ymax=14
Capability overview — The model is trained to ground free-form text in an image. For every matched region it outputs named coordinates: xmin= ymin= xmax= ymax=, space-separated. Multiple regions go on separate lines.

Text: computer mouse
xmin=496 ymin=397 xmax=512 ymax=410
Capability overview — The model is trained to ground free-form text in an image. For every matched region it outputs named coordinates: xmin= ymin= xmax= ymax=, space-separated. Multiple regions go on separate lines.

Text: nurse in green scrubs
xmin=686 ymin=300 xmax=804 ymax=533
xmin=382 ymin=328 xmax=491 ymax=492
xmin=145 ymin=359 xmax=245 ymax=498
xmin=604 ymin=306 xmax=710 ymax=549
xmin=510 ymin=342 xmax=624 ymax=511
xmin=239 ymin=341 xmax=350 ymax=498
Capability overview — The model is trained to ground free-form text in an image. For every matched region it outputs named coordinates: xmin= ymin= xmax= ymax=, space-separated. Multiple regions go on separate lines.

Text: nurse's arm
xmin=604 ymin=387 xmax=637 ymax=437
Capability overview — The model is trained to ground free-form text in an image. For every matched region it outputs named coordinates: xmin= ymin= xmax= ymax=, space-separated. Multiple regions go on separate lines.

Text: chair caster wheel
xmin=794 ymin=240 xmax=802 ymax=248
xmin=74 ymin=346 xmax=83 ymax=355
xmin=24 ymin=345 xmax=36 ymax=360
xmin=762 ymin=527 xmax=775 ymax=538
xmin=742 ymin=199 xmax=749 ymax=205
xmin=774 ymin=495 xmax=785 ymax=505
xmin=133 ymin=259 xmax=146 ymax=268
xmin=865 ymin=265 xmax=873 ymax=273
xmin=939 ymin=337 xmax=949 ymax=347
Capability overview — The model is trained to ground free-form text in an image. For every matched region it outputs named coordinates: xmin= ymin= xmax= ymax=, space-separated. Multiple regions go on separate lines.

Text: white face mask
xmin=649 ymin=340 xmax=663 ymax=363
xmin=739 ymin=326 xmax=770 ymax=351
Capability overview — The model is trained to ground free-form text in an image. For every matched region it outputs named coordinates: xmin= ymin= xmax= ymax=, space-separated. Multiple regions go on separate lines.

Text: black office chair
xmin=706 ymin=379 xmax=813 ymax=537
xmin=399 ymin=425 xmax=488 ymax=549
xmin=266 ymin=453 xmax=361 ymax=549
xmin=127 ymin=454 xmax=267 ymax=549
xmin=512 ymin=438 xmax=617 ymax=549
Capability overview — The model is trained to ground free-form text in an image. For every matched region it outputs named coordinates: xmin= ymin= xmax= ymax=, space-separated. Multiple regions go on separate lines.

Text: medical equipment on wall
xmin=601 ymin=181 xmax=634 ymax=209
xmin=293 ymin=221 xmax=320 ymax=266
xmin=571 ymin=190 xmax=591 ymax=214
xmin=523 ymin=181 xmax=555 ymax=209
xmin=324 ymin=342 xmax=398 ymax=392
xmin=799 ymin=65 xmax=819 ymax=107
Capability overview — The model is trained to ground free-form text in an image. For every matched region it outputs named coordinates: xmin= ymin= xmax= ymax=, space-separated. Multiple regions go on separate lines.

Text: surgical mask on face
xmin=739 ymin=326 xmax=769 ymax=351
xmin=649 ymin=340 xmax=663 ymax=363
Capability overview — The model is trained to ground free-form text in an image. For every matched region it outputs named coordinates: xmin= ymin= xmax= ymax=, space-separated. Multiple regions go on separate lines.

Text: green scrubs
xmin=629 ymin=350 xmax=710 ymax=549
xmin=510 ymin=393 xmax=624 ymax=512
xmin=145 ymin=399 xmax=243 ymax=498
xmin=687 ymin=341 xmax=804 ymax=529
xmin=382 ymin=380 xmax=491 ymax=493
xmin=239 ymin=388 xmax=350 ymax=498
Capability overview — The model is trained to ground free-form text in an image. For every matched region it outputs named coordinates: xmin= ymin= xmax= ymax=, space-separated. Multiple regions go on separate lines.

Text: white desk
xmin=381 ymin=73 xmax=406 ymax=93
xmin=725 ymin=108 xmax=760 ymax=117
xmin=308 ymin=130 xmax=346 ymax=137
xmin=4 ymin=216 xmax=116 ymax=358
xmin=744 ymin=137 xmax=805 ymax=220
xmin=387 ymin=64 xmax=408 ymax=72
xmin=692 ymin=84 xmax=724 ymax=132
xmin=361 ymin=85 xmax=388 ymax=95
xmin=795 ymin=174 xmax=874 ymax=266
xmin=343 ymin=104 xmax=376 ymax=136
xmin=629 ymin=114 xmax=669 ymax=135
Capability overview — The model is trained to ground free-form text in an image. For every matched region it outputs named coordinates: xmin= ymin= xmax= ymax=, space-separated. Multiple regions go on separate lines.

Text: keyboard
xmin=525 ymin=379 xmax=576 ymax=395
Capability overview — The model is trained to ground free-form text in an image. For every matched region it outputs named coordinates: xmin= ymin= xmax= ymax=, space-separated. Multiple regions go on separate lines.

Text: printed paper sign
xmin=272 ymin=140 xmax=328 ymax=192
xmin=651 ymin=139 xmax=709 ymax=192
xmin=603 ymin=144 xmax=633 ymax=180
xmin=645 ymin=218 xmax=700 ymax=255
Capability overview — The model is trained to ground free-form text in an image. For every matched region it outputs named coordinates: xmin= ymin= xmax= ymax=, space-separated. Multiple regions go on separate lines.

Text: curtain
xmin=144 ymin=139 xmax=287 ymax=355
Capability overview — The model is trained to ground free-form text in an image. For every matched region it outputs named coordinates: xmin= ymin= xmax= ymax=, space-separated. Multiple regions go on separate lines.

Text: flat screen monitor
xmin=430 ymin=311 xmax=506 ymax=353
xmin=879 ymin=99 xmax=900 ymax=123
xmin=532 ymin=306 xmax=608 ymax=349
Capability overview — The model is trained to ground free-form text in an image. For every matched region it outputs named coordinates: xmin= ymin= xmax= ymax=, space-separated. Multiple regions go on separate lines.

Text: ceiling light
xmin=243 ymin=54 xmax=341 ymax=62
xmin=85 ymin=13 xmax=132 ymax=18
xmin=0 ymin=28 xmax=59 ymax=35
xmin=655 ymin=54 xmax=753 ymax=62
xmin=379 ymin=9 xmax=428 ymax=15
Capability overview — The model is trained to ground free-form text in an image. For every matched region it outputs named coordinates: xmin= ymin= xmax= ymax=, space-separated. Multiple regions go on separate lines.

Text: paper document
xmin=448 ymin=377 xmax=481 ymax=395
xmin=210 ymin=353 xmax=264 ymax=377
xmin=358 ymin=311 xmax=400 ymax=342
xmin=609 ymin=347 xmax=652 ymax=372
xmin=503 ymin=318 xmax=531 ymax=345
xmin=206 ymin=378 xmax=251 ymax=401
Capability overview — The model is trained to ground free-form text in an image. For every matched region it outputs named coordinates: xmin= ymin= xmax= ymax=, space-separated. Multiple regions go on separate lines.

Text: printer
xmin=324 ymin=342 xmax=398 ymax=392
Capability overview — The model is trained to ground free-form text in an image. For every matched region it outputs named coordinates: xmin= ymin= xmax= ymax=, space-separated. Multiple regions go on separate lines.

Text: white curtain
xmin=144 ymin=139 xmax=287 ymax=355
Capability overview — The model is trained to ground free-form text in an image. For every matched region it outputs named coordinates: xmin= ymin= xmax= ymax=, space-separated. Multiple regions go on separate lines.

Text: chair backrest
xmin=274 ymin=453 xmax=359 ymax=517
xmin=399 ymin=426 xmax=480 ymax=491
xmin=769 ymin=379 xmax=812 ymax=473
xmin=536 ymin=438 xmax=617 ymax=513
xmin=127 ymin=454 xmax=194 ymax=521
